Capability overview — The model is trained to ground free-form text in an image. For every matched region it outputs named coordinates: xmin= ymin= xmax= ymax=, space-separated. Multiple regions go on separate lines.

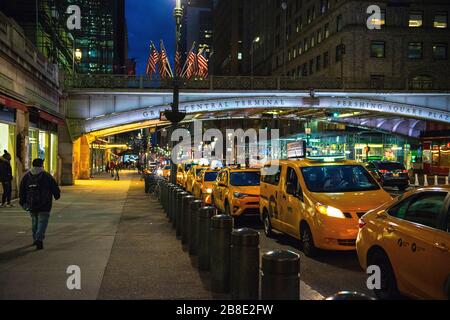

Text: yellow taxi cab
xmin=185 ymin=165 xmax=208 ymax=193
xmin=259 ymin=156 xmax=392 ymax=257
xmin=162 ymin=165 xmax=171 ymax=179
xmin=176 ymin=161 xmax=194 ymax=188
xmin=192 ymin=169 xmax=220 ymax=204
xmin=356 ymin=186 xmax=450 ymax=300
xmin=211 ymin=167 xmax=261 ymax=217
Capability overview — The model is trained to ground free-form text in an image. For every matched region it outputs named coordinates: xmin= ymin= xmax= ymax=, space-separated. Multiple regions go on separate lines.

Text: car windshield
xmin=204 ymin=171 xmax=219 ymax=181
xmin=375 ymin=162 xmax=405 ymax=171
xmin=230 ymin=171 xmax=261 ymax=186
xmin=301 ymin=165 xmax=380 ymax=193
xmin=196 ymin=168 xmax=205 ymax=175
xmin=184 ymin=163 xmax=192 ymax=171
xmin=164 ymin=166 xmax=171 ymax=170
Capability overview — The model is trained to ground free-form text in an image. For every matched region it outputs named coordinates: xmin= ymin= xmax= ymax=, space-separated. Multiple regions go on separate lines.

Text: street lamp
xmin=251 ymin=36 xmax=260 ymax=78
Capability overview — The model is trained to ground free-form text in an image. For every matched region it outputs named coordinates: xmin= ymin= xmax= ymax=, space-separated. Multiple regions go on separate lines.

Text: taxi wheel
xmin=263 ymin=211 xmax=273 ymax=237
xmin=300 ymin=224 xmax=318 ymax=258
xmin=368 ymin=250 xmax=400 ymax=300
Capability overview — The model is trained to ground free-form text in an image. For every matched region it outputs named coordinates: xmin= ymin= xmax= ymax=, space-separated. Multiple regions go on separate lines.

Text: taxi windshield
xmin=164 ymin=166 xmax=171 ymax=170
xmin=196 ymin=168 xmax=205 ymax=175
xmin=204 ymin=171 xmax=219 ymax=181
xmin=301 ymin=165 xmax=380 ymax=193
xmin=230 ymin=171 xmax=261 ymax=186
xmin=184 ymin=163 xmax=193 ymax=171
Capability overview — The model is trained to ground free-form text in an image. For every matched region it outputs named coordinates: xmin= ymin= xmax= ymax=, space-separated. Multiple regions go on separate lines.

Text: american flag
xmin=175 ymin=50 xmax=182 ymax=77
xmin=145 ymin=43 xmax=159 ymax=77
xmin=197 ymin=49 xmax=208 ymax=78
xmin=159 ymin=41 xmax=173 ymax=78
xmin=185 ymin=51 xmax=198 ymax=79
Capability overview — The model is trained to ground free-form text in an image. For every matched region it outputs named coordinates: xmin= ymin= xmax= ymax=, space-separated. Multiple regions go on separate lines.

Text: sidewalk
xmin=0 ymin=171 xmax=212 ymax=299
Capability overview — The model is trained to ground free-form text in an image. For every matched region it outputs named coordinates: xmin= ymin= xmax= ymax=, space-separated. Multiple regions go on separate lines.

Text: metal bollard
xmin=173 ymin=188 xmax=184 ymax=230
xmin=171 ymin=187 xmax=182 ymax=222
xmin=210 ymin=214 xmax=234 ymax=293
xmin=162 ymin=180 xmax=168 ymax=212
xmin=182 ymin=195 xmax=195 ymax=245
xmin=177 ymin=192 xmax=190 ymax=239
xmin=166 ymin=183 xmax=175 ymax=221
xmin=325 ymin=291 xmax=375 ymax=300
xmin=231 ymin=228 xmax=260 ymax=300
xmin=197 ymin=206 xmax=216 ymax=271
xmin=261 ymin=250 xmax=300 ymax=300
xmin=189 ymin=200 xmax=203 ymax=255
xmin=166 ymin=184 xmax=173 ymax=219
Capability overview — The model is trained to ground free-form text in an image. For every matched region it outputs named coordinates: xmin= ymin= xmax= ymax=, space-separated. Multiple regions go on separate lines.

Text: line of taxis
xmin=173 ymin=156 xmax=450 ymax=300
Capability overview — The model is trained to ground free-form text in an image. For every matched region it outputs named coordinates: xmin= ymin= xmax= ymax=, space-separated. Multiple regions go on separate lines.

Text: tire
xmin=367 ymin=249 xmax=400 ymax=300
xmin=300 ymin=223 xmax=318 ymax=258
xmin=263 ymin=210 xmax=274 ymax=237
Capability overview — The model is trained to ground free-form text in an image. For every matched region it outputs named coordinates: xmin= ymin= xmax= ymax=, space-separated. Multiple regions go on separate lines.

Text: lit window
xmin=434 ymin=13 xmax=448 ymax=28
xmin=409 ymin=11 xmax=423 ymax=28
xmin=238 ymin=52 xmax=242 ymax=60
xmin=371 ymin=10 xmax=386 ymax=27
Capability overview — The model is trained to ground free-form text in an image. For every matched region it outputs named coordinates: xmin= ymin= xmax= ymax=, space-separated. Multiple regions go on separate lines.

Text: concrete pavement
xmin=0 ymin=171 xmax=322 ymax=300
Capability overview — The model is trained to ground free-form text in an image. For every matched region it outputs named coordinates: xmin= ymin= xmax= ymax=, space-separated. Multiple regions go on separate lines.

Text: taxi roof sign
xmin=306 ymin=154 xmax=347 ymax=162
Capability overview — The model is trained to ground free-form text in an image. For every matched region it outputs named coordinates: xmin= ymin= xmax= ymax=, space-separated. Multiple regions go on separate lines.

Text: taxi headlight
xmin=316 ymin=203 xmax=346 ymax=219
xmin=156 ymin=169 xmax=163 ymax=176
xmin=233 ymin=192 xmax=248 ymax=199
xmin=206 ymin=188 xmax=213 ymax=194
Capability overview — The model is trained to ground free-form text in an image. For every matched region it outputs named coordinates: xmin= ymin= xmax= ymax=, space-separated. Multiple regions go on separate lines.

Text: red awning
xmin=38 ymin=110 xmax=66 ymax=126
xmin=0 ymin=94 xmax=28 ymax=111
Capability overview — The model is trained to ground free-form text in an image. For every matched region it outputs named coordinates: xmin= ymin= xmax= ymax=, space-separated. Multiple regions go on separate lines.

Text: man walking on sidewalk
xmin=19 ymin=158 xmax=60 ymax=250
xmin=0 ymin=150 xmax=13 ymax=207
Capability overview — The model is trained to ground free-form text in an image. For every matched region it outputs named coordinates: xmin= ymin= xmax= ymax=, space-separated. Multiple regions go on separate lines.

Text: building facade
xmin=180 ymin=0 xmax=213 ymax=61
xmin=212 ymin=0 xmax=244 ymax=75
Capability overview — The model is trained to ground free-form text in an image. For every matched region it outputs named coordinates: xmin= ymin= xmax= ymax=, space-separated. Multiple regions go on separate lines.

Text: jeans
xmin=31 ymin=212 xmax=50 ymax=242
xmin=1 ymin=181 xmax=12 ymax=204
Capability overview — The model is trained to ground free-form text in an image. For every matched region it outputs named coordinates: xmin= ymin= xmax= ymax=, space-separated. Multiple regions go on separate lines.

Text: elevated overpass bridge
xmin=64 ymin=74 xmax=450 ymax=140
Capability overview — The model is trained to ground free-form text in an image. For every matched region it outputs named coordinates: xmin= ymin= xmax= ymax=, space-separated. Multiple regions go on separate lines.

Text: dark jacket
xmin=19 ymin=168 xmax=61 ymax=213
xmin=0 ymin=156 xmax=12 ymax=182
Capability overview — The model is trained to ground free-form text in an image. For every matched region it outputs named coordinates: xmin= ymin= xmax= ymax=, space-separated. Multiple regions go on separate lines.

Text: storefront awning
xmin=38 ymin=109 xmax=66 ymax=126
xmin=0 ymin=94 xmax=28 ymax=111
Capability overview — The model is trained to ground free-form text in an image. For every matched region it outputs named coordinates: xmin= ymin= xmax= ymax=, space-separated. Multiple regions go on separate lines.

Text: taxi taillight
xmin=358 ymin=218 xmax=366 ymax=229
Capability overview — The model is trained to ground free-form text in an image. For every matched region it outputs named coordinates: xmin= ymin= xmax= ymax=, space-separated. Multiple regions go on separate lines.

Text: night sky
xmin=126 ymin=0 xmax=176 ymax=75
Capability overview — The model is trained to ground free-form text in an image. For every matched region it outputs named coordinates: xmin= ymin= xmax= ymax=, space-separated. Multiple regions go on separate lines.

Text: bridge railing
xmin=63 ymin=74 xmax=447 ymax=92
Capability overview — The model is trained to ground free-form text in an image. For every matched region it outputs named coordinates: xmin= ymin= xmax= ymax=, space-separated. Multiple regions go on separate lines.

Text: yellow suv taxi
xmin=176 ymin=161 xmax=194 ymax=188
xmin=192 ymin=169 xmax=220 ymax=204
xmin=357 ymin=186 xmax=450 ymax=300
xmin=162 ymin=165 xmax=171 ymax=179
xmin=211 ymin=167 xmax=261 ymax=217
xmin=185 ymin=165 xmax=208 ymax=193
xmin=260 ymin=157 xmax=392 ymax=257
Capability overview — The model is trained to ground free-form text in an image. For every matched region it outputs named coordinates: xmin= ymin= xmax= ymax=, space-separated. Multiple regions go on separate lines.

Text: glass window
xmin=309 ymin=59 xmax=314 ymax=75
xmin=316 ymin=55 xmax=321 ymax=72
xmin=336 ymin=14 xmax=343 ymax=32
xmin=433 ymin=43 xmax=448 ymax=60
xmin=230 ymin=171 xmax=260 ymax=186
xmin=336 ymin=45 xmax=343 ymax=62
xmin=298 ymin=42 xmax=303 ymax=55
xmin=324 ymin=23 xmax=330 ymax=38
xmin=317 ymin=29 xmax=322 ymax=43
xmin=371 ymin=9 xmax=386 ymax=27
xmin=371 ymin=41 xmax=385 ymax=58
xmin=204 ymin=171 xmax=219 ymax=182
xmin=409 ymin=11 xmax=423 ymax=28
xmin=408 ymin=42 xmax=423 ymax=59
xmin=262 ymin=165 xmax=281 ymax=185
xmin=50 ymin=133 xmax=58 ymax=176
xmin=390 ymin=193 xmax=447 ymax=229
xmin=302 ymin=63 xmax=308 ymax=76
xmin=301 ymin=165 xmax=380 ymax=193
xmin=0 ymin=123 xmax=15 ymax=175
xmin=285 ymin=167 xmax=302 ymax=197
xmin=434 ymin=13 xmax=448 ymax=28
